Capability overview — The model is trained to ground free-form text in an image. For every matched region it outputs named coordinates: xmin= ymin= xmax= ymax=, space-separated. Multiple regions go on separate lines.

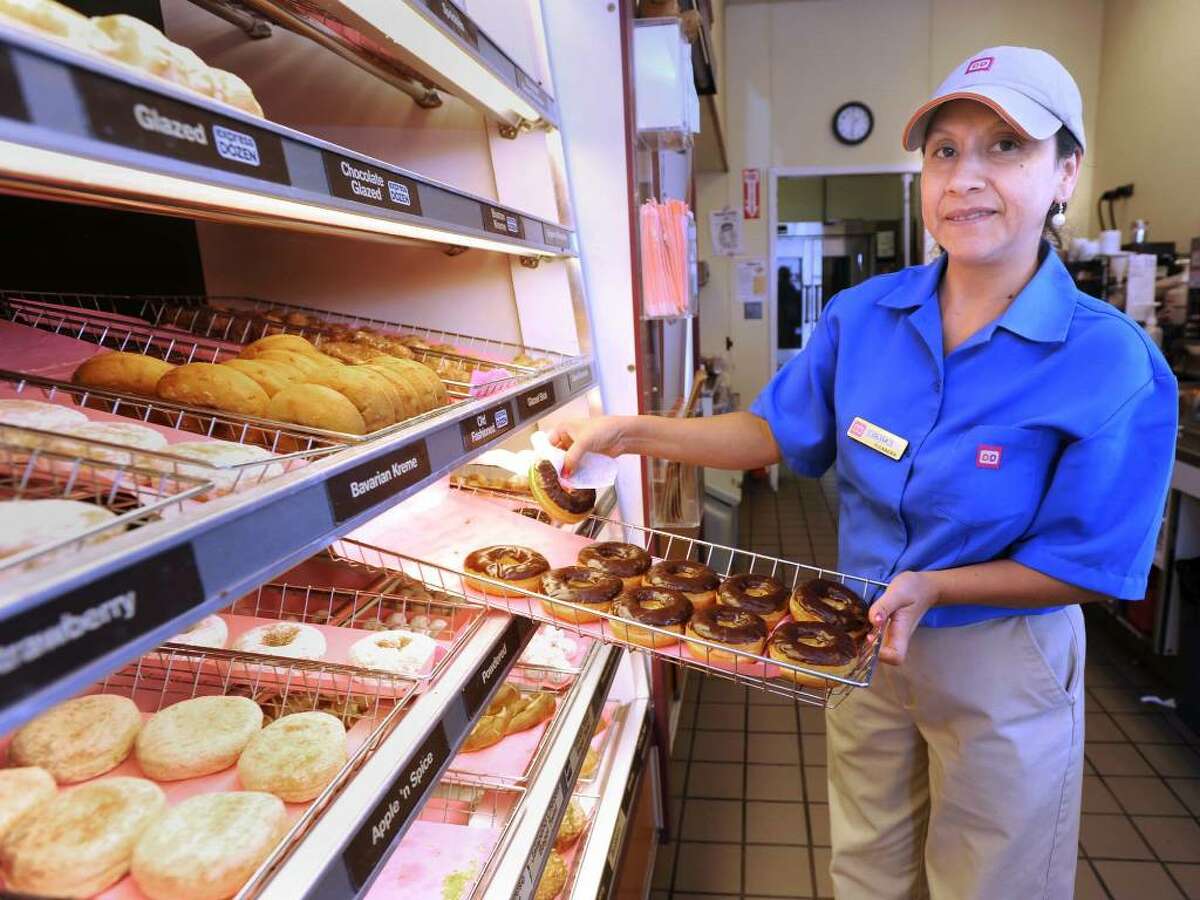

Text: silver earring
xmin=1051 ymin=201 xmax=1067 ymax=230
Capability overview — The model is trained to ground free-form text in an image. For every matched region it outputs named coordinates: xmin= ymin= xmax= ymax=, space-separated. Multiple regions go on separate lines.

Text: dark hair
xmin=1044 ymin=126 xmax=1083 ymax=246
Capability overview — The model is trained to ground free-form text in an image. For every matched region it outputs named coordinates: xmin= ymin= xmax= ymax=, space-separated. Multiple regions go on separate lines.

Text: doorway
xmin=769 ymin=168 xmax=923 ymax=371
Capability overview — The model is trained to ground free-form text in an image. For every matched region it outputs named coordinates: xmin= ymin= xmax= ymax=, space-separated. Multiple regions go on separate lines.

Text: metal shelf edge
xmin=0 ymin=361 xmax=594 ymax=735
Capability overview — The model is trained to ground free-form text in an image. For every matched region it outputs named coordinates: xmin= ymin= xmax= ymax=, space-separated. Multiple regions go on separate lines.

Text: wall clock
xmin=833 ymin=101 xmax=873 ymax=146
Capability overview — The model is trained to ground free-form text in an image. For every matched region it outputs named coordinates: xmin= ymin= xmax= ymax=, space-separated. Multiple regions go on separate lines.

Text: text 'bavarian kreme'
xmin=348 ymin=458 xmax=421 ymax=499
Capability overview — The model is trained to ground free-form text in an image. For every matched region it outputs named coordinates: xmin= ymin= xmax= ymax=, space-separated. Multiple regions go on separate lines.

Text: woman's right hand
xmin=548 ymin=416 xmax=627 ymax=476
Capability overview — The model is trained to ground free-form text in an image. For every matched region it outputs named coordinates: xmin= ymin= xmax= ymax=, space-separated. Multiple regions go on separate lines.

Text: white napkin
xmin=530 ymin=431 xmax=618 ymax=490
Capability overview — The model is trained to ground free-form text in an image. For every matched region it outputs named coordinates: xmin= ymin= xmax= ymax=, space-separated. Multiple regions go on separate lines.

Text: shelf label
xmin=424 ymin=0 xmax=479 ymax=49
xmin=514 ymin=70 xmax=553 ymax=113
xmin=482 ymin=205 xmax=526 ymax=241
xmin=323 ymin=153 xmax=423 ymax=217
xmin=0 ymin=46 xmax=28 ymax=122
xmin=343 ymin=721 xmax=450 ymax=890
xmin=461 ymin=616 xmax=535 ymax=718
xmin=567 ymin=365 xmax=592 ymax=392
xmin=72 ymin=71 xmax=290 ymax=185
xmin=325 ymin=440 xmax=431 ymax=523
xmin=515 ymin=381 xmax=556 ymax=422
xmin=542 ymin=223 xmax=572 ymax=250
xmin=460 ymin=401 xmax=514 ymax=452
xmin=0 ymin=543 xmax=203 ymax=706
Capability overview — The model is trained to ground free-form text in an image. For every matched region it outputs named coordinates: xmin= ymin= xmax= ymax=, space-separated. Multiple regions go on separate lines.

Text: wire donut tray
xmin=330 ymin=498 xmax=888 ymax=708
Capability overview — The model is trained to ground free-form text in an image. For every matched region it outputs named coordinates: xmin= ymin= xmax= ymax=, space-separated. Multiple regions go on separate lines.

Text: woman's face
xmin=921 ymin=100 xmax=1080 ymax=266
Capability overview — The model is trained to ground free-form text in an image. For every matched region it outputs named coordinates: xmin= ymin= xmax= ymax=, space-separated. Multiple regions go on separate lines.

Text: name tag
xmin=847 ymin=417 xmax=908 ymax=461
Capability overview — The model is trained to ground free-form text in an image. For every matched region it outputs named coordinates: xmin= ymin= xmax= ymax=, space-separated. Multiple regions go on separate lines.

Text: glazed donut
xmin=577 ymin=542 xmax=651 ymax=591
xmin=534 ymin=850 xmax=567 ymax=900
xmin=610 ymin=587 xmax=693 ymax=648
xmin=529 ymin=459 xmax=595 ymax=525
xmin=504 ymin=691 xmax=556 ymax=735
xmin=233 ymin=623 xmax=326 ymax=660
xmin=461 ymin=684 xmax=520 ymax=751
xmin=789 ymin=578 xmax=869 ymax=638
xmin=579 ymin=747 xmax=600 ymax=780
xmin=168 ymin=614 xmax=228 ymax=649
xmin=555 ymin=798 xmax=587 ymax=851
xmin=464 ymin=546 xmax=550 ymax=597
xmin=767 ymin=621 xmax=860 ymax=686
xmin=540 ymin=566 xmax=622 ymax=624
xmin=685 ymin=606 xmax=768 ymax=663
xmin=717 ymin=573 xmax=789 ymax=628
xmin=348 ymin=629 xmax=436 ymax=675
xmin=645 ymin=560 xmax=720 ymax=611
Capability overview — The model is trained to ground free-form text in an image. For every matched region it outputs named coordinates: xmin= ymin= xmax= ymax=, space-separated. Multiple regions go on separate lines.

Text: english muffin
xmin=135 ymin=695 xmax=263 ymax=781
xmin=9 ymin=693 xmax=141 ymax=783
xmin=130 ymin=791 xmax=287 ymax=900
xmin=237 ymin=711 xmax=347 ymax=802
xmin=0 ymin=767 xmax=55 ymax=842
xmin=0 ymin=777 xmax=165 ymax=897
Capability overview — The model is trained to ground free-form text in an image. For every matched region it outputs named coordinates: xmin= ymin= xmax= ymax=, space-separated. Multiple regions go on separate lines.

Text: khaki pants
xmin=826 ymin=606 xmax=1086 ymax=900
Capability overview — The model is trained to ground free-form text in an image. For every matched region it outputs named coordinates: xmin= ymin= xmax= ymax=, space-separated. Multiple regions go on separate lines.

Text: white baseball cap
xmin=902 ymin=46 xmax=1085 ymax=153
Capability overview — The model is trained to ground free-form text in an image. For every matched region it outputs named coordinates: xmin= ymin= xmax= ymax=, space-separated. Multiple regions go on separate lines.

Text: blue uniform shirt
xmin=751 ymin=245 xmax=1178 ymax=627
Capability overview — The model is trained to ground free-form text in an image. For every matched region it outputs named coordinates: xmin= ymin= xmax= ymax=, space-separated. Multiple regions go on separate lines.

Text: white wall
xmin=699 ymin=0 xmax=1105 ymax=412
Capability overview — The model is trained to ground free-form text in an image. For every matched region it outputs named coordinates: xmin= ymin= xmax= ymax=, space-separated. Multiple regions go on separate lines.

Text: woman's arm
xmin=550 ymin=412 xmax=781 ymax=475
xmin=869 ymin=561 xmax=1107 ymax=665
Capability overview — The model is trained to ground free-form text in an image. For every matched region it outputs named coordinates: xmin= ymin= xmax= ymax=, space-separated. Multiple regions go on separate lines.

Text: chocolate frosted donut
xmin=768 ymin=621 xmax=860 ymax=686
xmin=611 ymin=586 xmax=693 ymax=648
xmin=646 ymin=560 xmax=720 ymax=610
xmin=529 ymin=460 xmax=595 ymax=524
xmin=685 ymin=606 xmax=768 ymax=662
xmin=578 ymin=542 xmax=652 ymax=590
xmin=789 ymin=578 xmax=868 ymax=637
xmin=540 ymin=566 xmax=622 ymax=624
xmin=464 ymin=545 xmax=550 ymax=597
xmin=717 ymin=574 xmax=789 ymax=627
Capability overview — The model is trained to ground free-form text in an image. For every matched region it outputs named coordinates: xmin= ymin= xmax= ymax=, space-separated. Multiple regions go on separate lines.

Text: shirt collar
xmin=876 ymin=243 xmax=1077 ymax=344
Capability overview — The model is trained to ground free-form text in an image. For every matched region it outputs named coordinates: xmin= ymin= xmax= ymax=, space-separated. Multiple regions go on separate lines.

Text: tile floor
xmin=650 ymin=471 xmax=1200 ymax=899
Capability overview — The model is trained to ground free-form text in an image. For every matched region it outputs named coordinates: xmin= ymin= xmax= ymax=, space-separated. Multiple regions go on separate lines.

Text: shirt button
xmin=932 ymin=379 xmax=942 ymax=393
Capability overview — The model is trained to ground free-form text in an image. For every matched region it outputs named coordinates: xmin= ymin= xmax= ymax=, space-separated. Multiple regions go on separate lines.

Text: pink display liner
xmin=448 ymin=699 xmax=618 ymax=784
xmin=170 ymin=612 xmax=449 ymax=696
xmin=346 ymin=483 xmax=793 ymax=681
xmin=365 ymin=820 xmax=500 ymax=900
xmin=0 ymin=685 xmax=372 ymax=900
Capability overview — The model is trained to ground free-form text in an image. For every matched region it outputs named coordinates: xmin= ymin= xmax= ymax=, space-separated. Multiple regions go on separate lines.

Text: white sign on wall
xmin=710 ymin=207 xmax=743 ymax=257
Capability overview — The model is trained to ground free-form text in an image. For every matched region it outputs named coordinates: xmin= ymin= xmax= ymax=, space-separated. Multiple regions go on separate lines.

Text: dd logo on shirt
xmin=976 ymin=445 xmax=1003 ymax=469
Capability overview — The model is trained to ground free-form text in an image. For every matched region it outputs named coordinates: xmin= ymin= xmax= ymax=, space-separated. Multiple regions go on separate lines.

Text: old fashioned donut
xmin=789 ymin=578 xmax=869 ymax=638
xmin=717 ymin=573 xmax=789 ymax=628
xmin=611 ymin=586 xmax=693 ymax=648
xmin=685 ymin=606 xmax=768 ymax=664
xmin=233 ymin=622 xmax=327 ymax=660
xmin=577 ymin=541 xmax=651 ymax=591
xmin=529 ymin=459 xmax=595 ymax=524
xmin=645 ymin=560 xmax=720 ymax=610
xmin=464 ymin=545 xmax=550 ymax=597
xmin=540 ymin=565 xmax=622 ymax=624
xmin=768 ymin=621 xmax=861 ymax=686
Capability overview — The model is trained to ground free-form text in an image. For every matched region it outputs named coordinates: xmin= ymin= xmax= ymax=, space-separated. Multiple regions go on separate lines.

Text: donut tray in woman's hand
xmin=331 ymin=483 xmax=888 ymax=708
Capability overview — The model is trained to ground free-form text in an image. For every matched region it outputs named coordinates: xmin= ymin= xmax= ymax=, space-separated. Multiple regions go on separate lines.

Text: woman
xmin=553 ymin=47 xmax=1177 ymax=899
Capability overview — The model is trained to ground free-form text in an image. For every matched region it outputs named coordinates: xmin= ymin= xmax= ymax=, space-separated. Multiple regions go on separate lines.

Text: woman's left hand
xmin=868 ymin=571 xmax=942 ymax=666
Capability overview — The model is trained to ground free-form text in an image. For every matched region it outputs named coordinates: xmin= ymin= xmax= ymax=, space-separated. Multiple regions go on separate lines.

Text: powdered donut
xmin=168 ymin=614 xmax=228 ymax=649
xmin=233 ymin=622 xmax=326 ymax=660
xmin=348 ymin=629 xmax=437 ymax=675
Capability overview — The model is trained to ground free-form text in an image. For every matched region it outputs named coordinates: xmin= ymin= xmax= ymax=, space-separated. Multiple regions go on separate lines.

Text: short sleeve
xmin=749 ymin=304 xmax=838 ymax=477
xmin=1010 ymin=372 xmax=1178 ymax=599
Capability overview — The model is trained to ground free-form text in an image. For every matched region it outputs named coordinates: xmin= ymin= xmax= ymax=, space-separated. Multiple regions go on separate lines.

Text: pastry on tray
xmin=130 ymin=791 xmax=286 ymax=900
xmin=534 ymin=849 xmax=568 ymax=900
xmin=167 ymin=613 xmax=228 ymax=649
xmin=789 ymin=577 xmax=869 ymax=639
xmin=348 ymin=628 xmax=436 ymax=675
xmin=529 ymin=459 xmax=595 ymax=524
xmin=768 ymin=621 xmax=861 ymax=686
xmin=72 ymin=350 xmax=175 ymax=397
xmin=0 ymin=499 xmax=120 ymax=560
xmin=644 ymin=560 xmax=720 ymax=610
xmin=610 ymin=586 xmax=693 ymax=649
xmin=134 ymin=695 xmax=263 ymax=781
xmin=9 ymin=693 xmax=141 ymax=783
xmin=237 ymin=710 xmax=347 ymax=802
xmin=0 ymin=767 xmax=56 ymax=843
xmin=156 ymin=362 xmax=270 ymax=417
xmin=555 ymin=798 xmax=587 ymax=851
xmin=717 ymin=573 xmax=789 ymax=628
xmin=577 ymin=541 xmax=651 ymax=591
xmin=540 ymin=565 xmax=622 ymax=625
xmin=684 ymin=606 xmax=769 ymax=664
xmin=464 ymin=545 xmax=550 ymax=597
xmin=0 ymin=776 xmax=165 ymax=897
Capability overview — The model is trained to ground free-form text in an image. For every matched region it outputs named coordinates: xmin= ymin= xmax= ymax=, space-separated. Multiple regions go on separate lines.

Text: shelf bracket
xmin=497 ymin=122 xmax=521 ymax=140
xmin=187 ymin=0 xmax=273 ymax=39
xmin=444 ymin=245 xmax=469 ymax=257
xmin=519 ymin=256 xmax=540 ymax=269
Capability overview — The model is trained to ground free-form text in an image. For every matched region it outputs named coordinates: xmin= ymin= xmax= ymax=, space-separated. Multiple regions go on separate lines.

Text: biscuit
xmin=237 ymin=711 xmax=347 ymax=802
xmin=157 ymin=363 xmax=270 ymax=417
xmin=241 ymin=334 xmax=323 ymax=357
xmin=366 ymin=357 xmax=447 ymax=409
xmin=9 ymin=693 xmax=142 ymax=783
xmin=135 ymin=695 xmax=263 ymax=781
xmin=220 ymin=359 xmax=302 ymax=397
xmin=316 ymin=340 xmax=376 ymax=364
xmin=265 ymin=383 xmax=366 ymax=435
xmin=130 ymin=791 xmax=287 ymax=900
xmin=72 ymin=350 xmax=175 ymax=397
xmin=0 ymin=767 xmax=55 ymax=842
xmin=360 ymin=364 xmax=421 ymax=419
xmin=302 ymin=368 xmax=396 ymax=432
xmin=248 ymin=349 xmax=328 ymax=377
xmin=0 ymin=499 xmax=120 ymax=560
xmin=0 ymin=776 xmax=165 ymax=897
